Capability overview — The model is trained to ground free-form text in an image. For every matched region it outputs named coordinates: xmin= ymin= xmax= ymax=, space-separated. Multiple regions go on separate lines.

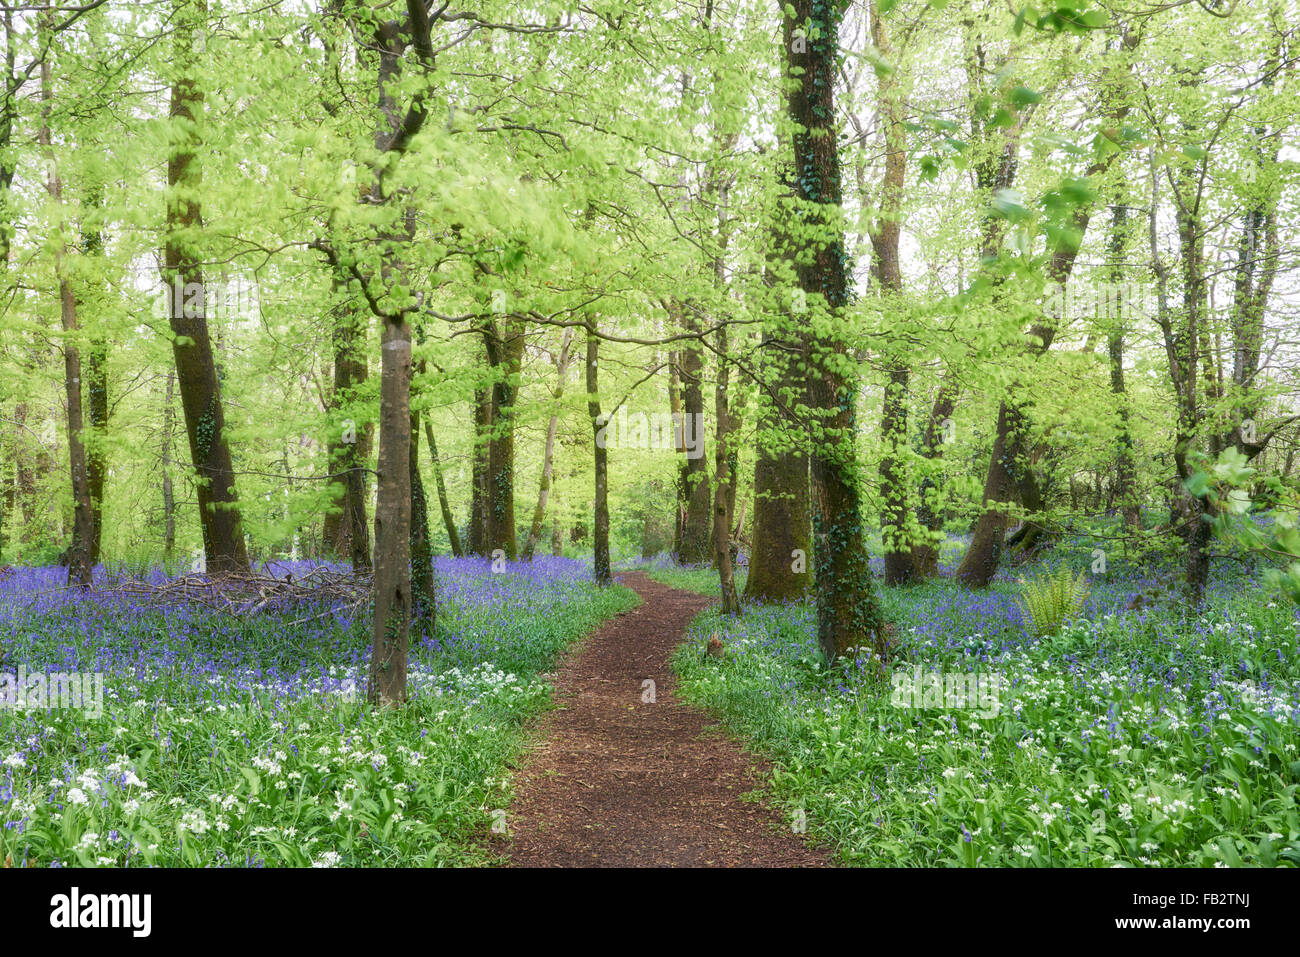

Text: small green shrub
xmin=1016 ymin=565 xmax=1089 ymax=637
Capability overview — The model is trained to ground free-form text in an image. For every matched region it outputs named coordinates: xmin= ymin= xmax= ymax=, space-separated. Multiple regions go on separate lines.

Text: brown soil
xmin=500 ymin=571 xmax=830 ymax=868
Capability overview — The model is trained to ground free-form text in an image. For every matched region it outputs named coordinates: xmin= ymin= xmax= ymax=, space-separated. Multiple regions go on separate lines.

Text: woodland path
xmin=501 ymin=571 xmax=830 ymax=867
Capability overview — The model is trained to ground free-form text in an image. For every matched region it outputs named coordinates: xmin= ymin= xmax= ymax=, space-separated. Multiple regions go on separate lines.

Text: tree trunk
xmin=321 ymin=453 xmax=342 ymax=553
xmin=56 ymin=278 xmax=93 ymax=587
xmin=879 ymin=362 xmax=911 ymax=584
xmin=369 ymin=318 xmax=413 ymax=706
xmin=468 ymin=383 xmax=491 ymax=555
xmin=713 ymin=324 xmax=741 ymax=614
xmin=1106 ymin=203 xmax=1141 ymax=529
xmin=85 ymin=334 xmax=107 ymax=563
xmin=409 ymin=389 xmax=435 ymax=639
xmin=784 ymin=0 xmax=885 ymax=664
xmin=345 ymin=449 xmax=371 ymax=572
xmin=163 ymin=0 xmax=249 ymax=576
xmin=1186 ymin=506 xmax=1212 ymax=605
xmin=957 ymin=401 xmax=1029 ymax=587
xmin=869 ymin=1 xmax=913 ymax=587
xmin=39 ymin=24 xmax=92 ymax=588
xmin=674 ymin=304 xmax=710 ymax=564
xmin=482 ymin=317 xmax=524 ymax=559
xmin=162 ymin=370 xmax=176 ymax=560
xmin=721 ymin=391 xmax=743 ymax=574
xmin=1006 ymin=447 xmax=1048 ymax=554
xmin=586 ymin=323 xmax=610 ymax=586
xmin=746 ymin=438 xmax=811 ymax=601
xmin=1230 ymin=44 xmax=1281 ymax=464
xmin=668 ymin=351 xmax=686 ymax=559
xmin=947 ymin=29 xmax=1027 ymax=588
xmin=1148 ymin=116 xmax=1212 ymax=606
xmin=956 ymin=37 xmax=1134 ymax=587
xmin=326 ymin=284 xmax=372 ymax=570
xmin=0 ymin=9 xmax=14 ymax=563
xmin=424 ymin=419 xmax=462 ymax=557
xmin=910 ymin=378 xmax=958 ymax=577
xmin=1176 ymin=159 xmax=1211 ymax=604
xmin=81 ymin=194 xmax=108 ymax=565
xmin=14 ymin=402 xmax=33 ymax=534
xmin=744 ymin=233 xmax=812 ymax=601
xmin=523 ymin=328 xmax=573 ymax=560
xmin=341 ymin=0 xmax=440 ymax=704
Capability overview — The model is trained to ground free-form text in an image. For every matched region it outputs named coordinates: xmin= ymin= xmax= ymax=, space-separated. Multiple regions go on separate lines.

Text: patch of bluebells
xmin=1 ymin=556 xmax=634 ymax=867
xmin=2 ymin=555 xmax=606 ymax=687
xmin=672 ymin=534 xmax=1300 ymax=867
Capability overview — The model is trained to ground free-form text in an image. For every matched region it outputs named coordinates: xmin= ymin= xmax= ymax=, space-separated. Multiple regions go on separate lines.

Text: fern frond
xmin=1016 ymin=565 xmax=1090 ymax=637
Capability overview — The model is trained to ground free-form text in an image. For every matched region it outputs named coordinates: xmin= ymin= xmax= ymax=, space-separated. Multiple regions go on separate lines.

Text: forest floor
xmin=499 ymin=571 xmax=829 ymax=867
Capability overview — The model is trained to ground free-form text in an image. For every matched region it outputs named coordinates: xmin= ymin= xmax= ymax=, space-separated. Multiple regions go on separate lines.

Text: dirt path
xmin=501 ymin=571 xmax=830 ymax=867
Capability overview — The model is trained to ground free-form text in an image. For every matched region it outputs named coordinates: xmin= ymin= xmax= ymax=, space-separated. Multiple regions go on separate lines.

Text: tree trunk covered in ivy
xmin=325 ymin=283 xmax=372 ymax=572
xmin=1173 ymin=112 xmax=1213 ymax=606
xmin=482 ymin=316 xmax=524 ymax=560
xmin=745 ymin=177 xmax=812 ymax=603
xmin=782 ymin=0 xmax=884 ymax=665
xmin=745 ymin=427 xmax=811 ymax=601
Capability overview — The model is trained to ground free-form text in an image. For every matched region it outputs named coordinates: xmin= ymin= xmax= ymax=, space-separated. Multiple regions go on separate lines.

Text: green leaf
xmin=1225 ymin=488 xmax=1251 ymax=515
xmin=989 ymin=108 xmax=1017 ymax=129
xmin=1009 ymin=86 xmax=1042 ymax=108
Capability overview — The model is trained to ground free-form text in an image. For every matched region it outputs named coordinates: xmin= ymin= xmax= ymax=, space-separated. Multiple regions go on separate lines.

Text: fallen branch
xmin=104 ymin=567 xmax=372 ymax=620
